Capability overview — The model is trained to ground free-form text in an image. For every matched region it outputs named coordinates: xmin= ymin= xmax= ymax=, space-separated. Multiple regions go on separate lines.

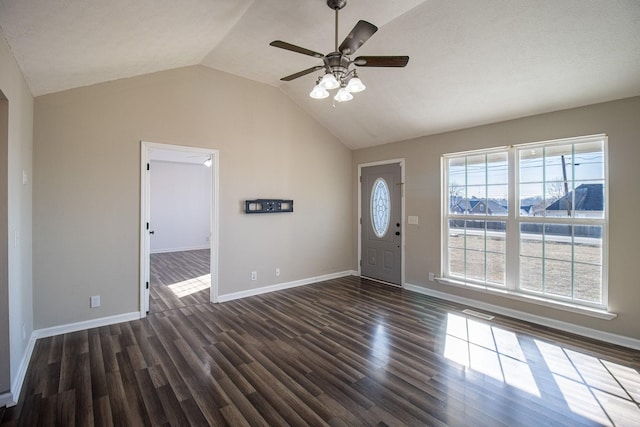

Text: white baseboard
xmin=7 ymin=332 xmax=37 ymax=407
xmin=403 ymin=282 xmax=640 ymax=351
xmin=0 ymin=391 xmax=14 ymax=407
xmin=9 ymin=311 xmax=141 ymax=407
xmin=218 ymin=270 xmax=358 ymax=303
xmin=32 ymin=312 xmax=141 ymax=340
xmin=150 ymin=245 xmax=210 ymax=254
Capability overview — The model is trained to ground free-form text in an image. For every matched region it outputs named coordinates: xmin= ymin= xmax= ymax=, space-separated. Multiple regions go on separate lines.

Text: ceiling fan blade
xmin=270 ymin=41 xmax=324 ymax=58
xmin=354 ymin=56 xmax=410 ymax=67
xmin=338 ymin=20 xmax=378 ymax=55
xmin=280 ymin=65 xmax=325 ymax=81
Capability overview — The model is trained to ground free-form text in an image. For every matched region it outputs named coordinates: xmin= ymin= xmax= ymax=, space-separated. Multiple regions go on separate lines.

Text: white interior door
xmin=142 ymin=163 xmax=151 ymax=313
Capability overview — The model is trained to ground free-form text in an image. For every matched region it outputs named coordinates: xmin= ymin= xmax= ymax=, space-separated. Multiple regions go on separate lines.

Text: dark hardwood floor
xmin=2 ymin=276 xmax=640 ymax=426
xmin=149 ymin=250 xmax=210 ymax=314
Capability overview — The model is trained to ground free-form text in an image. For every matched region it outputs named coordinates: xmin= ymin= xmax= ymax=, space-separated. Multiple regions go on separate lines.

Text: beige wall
xmin=33 ymin=65 xmax=353 ymax=329
xmin=0 ymin=34 xmax=34 ymax=398
xmin=27 ymin=52 xmax=640 ymax=343
xmin=353 ymin=96 xmax=640 ymax=341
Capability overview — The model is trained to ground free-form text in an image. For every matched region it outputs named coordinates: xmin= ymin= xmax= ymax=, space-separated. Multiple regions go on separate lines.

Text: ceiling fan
xmin=270 ymin=0 xmax=409 ymax=102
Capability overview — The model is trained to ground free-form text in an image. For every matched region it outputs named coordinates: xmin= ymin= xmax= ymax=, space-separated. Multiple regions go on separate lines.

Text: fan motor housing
xmin=327 ymin=0 xmax=347 ymax=11
xmin=324 ymin=52 xmax=351 ymax=78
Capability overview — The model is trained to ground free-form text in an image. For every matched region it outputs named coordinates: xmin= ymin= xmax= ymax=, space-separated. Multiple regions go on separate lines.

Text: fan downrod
xmin=326 ymin=0 xmax=346 ymax=11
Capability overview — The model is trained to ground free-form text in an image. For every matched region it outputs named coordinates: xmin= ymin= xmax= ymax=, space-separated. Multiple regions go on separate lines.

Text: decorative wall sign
xmin=245 ymin=199 xmax=294 ymax=214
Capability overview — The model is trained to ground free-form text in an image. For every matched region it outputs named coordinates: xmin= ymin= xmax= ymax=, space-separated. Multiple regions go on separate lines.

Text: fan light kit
xmin=270 ymin=0 xmax=409 ymax=103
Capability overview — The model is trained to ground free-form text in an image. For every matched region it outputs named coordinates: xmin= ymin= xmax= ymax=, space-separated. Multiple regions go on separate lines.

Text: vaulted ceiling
xmin=1 ymin=0 xmax=639 ymax=149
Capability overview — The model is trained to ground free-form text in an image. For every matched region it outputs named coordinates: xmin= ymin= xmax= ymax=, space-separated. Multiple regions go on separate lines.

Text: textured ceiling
xmin=1 ymin=0 xmax=639 ymax=149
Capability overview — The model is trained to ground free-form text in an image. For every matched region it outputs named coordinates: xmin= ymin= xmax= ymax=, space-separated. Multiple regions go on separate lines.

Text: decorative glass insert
xmin=371 ymin=177 xmax=391 ymax=238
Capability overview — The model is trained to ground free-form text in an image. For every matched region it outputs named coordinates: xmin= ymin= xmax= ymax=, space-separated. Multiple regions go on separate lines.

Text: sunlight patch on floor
xmin=442 ymin=311 xmax=640 ymax=426
xmin=444 ymin=312 xmax=540 ymax=397
xmin=536 ymin=339 xmax=640 ymax=426
xmin=168 ymin=274 xmax=211 ymax=298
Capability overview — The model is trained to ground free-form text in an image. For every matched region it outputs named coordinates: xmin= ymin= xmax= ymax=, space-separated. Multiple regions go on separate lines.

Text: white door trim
xmin=358 ymin=159 xmax=405 ymax=286
xmin=139 ymin=141 xmax=220 ymax=317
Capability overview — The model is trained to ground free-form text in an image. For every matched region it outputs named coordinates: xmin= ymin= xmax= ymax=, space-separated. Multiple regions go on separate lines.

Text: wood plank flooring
xmin=2 ymin=276 xmax=640 ymax=426
xmin=149 ymin=250 xmax=210 ymax=314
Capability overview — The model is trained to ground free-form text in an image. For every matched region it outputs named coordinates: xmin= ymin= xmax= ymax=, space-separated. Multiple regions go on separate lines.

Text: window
xmin=443 ymin=135 xmax=607 ymax=310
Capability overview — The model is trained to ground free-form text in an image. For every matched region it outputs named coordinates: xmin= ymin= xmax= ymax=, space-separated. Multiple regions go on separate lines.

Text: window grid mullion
xmin=463 ymin=220 xmax=467 ymax=280
xmin=484 ymin=154 xmax=488 ymax=283
xmin=464 ymin=157 xmax=468 ymax=280
xmin=571 ymin=225 xmax=575 ymax=300
xmin=483 ymin=221 xmax=487 ymax=283
xmin=570 ymin=145 xmax=576 ymax=299
xmin=542 ymin=224 xmax=546 ymax=295
xmin=506 ymin=148 xmax=518 ymax=291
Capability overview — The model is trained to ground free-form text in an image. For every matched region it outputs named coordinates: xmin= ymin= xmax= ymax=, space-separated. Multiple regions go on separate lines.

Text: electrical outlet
xmin=251 ymin=271 xmax=257 ymax=281
xmin=429 ymin=272 xmax=435 ymax=282
xmin=90 ymin=295 xmax=101 ymax=308
xmin=275 ymin=268 xmax=280 ymax=277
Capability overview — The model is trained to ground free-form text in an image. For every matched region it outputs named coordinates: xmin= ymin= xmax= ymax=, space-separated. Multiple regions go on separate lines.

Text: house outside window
xmin=443 ymin=135 xmax=607 ymax=310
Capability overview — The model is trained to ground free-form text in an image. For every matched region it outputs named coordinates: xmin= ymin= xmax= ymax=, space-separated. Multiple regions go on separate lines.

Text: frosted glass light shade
xmin=320 ymin=73 xmax=340 ymax=90
xmin=334 ymin=87 xmax=353 ymax=102
xmin=309 ymin=84 xmax=330 ymax=99
xmin=346 ymin=76 xmax=366 ymax=93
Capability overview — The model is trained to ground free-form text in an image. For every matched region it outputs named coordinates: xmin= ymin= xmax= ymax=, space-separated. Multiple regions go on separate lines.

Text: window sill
xmin=434 ymin=277 xmax=617 ymax=320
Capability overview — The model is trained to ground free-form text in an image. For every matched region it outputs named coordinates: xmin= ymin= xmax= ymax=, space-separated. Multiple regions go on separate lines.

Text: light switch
xmin=90 ymin=295 xmax=101 ymax=308
xmin=408 ymin=215 xmax=419 ymax=225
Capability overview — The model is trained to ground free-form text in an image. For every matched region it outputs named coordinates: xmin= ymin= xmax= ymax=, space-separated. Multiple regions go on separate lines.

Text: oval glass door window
xmin=371 ymin=177 xmax=391 ymax=238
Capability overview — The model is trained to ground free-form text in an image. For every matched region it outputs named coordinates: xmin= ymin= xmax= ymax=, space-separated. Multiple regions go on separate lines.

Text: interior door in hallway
xmin=361 ymin=163 xmax=402 ymax=285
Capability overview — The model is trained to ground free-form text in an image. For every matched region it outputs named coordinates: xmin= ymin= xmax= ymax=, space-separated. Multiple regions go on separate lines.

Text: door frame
xmin=139 ymin=141 xmax=220 ymax=317
xmin=358 ymin=159 xmax=405 ymax=286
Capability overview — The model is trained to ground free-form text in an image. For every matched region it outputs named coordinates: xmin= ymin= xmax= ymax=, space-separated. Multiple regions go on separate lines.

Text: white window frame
xmin=443 ymin=147 xmax=510 ymax=287
xmin=441 ymin=134 xmax=611 ymax=317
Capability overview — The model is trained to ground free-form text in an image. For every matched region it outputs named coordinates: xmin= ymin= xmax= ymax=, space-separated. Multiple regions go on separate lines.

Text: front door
xmin=361 ymin=163 xmax=402 ymax=285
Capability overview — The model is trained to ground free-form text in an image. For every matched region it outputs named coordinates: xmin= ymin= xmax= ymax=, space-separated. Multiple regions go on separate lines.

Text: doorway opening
xmin=140 ymin=142 xmax=219 ymax=316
